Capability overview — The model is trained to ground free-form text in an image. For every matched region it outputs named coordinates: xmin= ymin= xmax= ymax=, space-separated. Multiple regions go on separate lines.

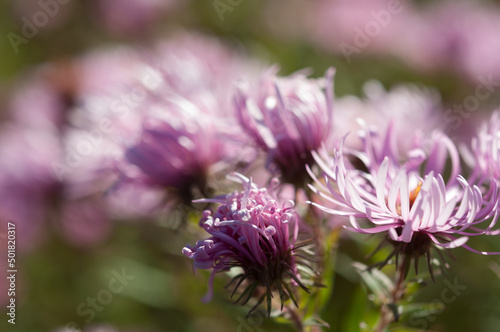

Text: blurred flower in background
xmin=92 ymin=0 xmax=180 ymax=37
xmin=307 ymin=0 xmax=500 ymax=83
xmin=0 ymin=124 xmax=60 ymax=251
xmin=468 ymin=111 xmax=500 ymax=184
xmin=333 ymin=80 xmax=442 ymax=151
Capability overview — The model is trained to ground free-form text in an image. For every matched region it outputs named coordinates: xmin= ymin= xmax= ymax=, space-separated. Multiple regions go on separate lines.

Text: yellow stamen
xmin=394 ymin=181 xmax=422 ymax=216
xmin=409 ymin=182 xmax=422 ymax=208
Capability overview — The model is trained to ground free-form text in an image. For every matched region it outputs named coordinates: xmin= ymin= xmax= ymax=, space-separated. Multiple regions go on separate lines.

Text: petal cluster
xmin=310 ymin=124 xmax=500 ymax=257
xmin=183 ymin=174 xmax=307 ymax=312
xmin=235 ymin=68 xmax=335 ymax=184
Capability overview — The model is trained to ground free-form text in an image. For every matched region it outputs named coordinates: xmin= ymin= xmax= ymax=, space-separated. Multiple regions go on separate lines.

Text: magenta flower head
xmin=182 ymin=173 xmax=310 ymax=315
xmin=235 ymin=68 xmax=335 ymax=186
xmin=309 ymin=124 xmax=500 ymax=277
xmin=123 ymin=97 xmax=225 ymax=202
xmin=468 ymin=111 xmax=500 ymax=184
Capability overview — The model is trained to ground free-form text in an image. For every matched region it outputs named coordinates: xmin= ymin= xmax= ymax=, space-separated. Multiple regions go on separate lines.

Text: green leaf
xmin=401 ymin=302 xmax=444 ymax=318
xmin=303 ymin=316 xmax=331 ymax=328
xmin=302 ymin=229 xmax=340 ymax=319
xmin=353 ymin=262 xmax=394 ymax=304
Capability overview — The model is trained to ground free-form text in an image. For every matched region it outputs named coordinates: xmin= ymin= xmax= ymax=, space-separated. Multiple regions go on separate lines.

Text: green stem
xmin=375 ymin=256 xmax=407 ymax=332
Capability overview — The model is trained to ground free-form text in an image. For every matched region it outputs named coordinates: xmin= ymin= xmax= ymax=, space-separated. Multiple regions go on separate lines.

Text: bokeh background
xmin=1 ymin=0 xmax=500 ymax=331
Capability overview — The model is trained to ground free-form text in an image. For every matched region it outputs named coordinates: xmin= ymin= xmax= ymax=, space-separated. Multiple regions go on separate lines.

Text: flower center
xmin=395 ymin=181 xmax=422 ymax=216
xmin=409 ymin=182 xmax=422 ymax=208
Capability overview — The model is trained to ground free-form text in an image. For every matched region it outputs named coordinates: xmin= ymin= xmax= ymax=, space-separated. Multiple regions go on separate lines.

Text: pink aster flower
xmin=183 ymin=174 xmax=310 ymax=315
xmin=467 ymin=111 xmax=500 ymax=185
xmin=234 ymin=68 xmax=335 ymax=186
xmin=123 ymin=96 xmax=226 ymax=201
xmin=333 ymin=81 xmax=442 ymax=152
xmin=309 ymin=125 xmax=500 ymax=276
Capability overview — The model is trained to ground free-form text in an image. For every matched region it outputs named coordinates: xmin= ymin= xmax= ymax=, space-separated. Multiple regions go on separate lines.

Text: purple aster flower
xmin=309 ymin=124 xmax=500 ymax=277
xmin=123 ymin=97 xmax=225 ymax=201
xmin=235 ymin=68 xmax=335 ymax=186
xmin=182 ymin=174 xmax=310 ymax=315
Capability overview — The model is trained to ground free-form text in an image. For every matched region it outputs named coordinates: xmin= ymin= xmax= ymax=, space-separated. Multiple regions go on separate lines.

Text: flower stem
xmin=375 ymin=256 xmax=408 ymax=332
xmin=287 ymin=305 xmax=304 ymax=332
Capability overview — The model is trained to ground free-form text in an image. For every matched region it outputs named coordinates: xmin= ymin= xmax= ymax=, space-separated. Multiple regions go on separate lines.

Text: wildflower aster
xmin=182 ymin=174 xmax=310 ymax=315
xmin=123 ymin=97 xmax=224 ymax=201
xmin=309 ymin=124 xmax=500 ymax=276
xmin=235 ymin=68 xmax=335 ymax=186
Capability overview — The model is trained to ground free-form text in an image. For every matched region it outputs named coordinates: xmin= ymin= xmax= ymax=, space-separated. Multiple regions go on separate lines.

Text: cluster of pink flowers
xmin=2 ymin=30 xmax=500 ymax=316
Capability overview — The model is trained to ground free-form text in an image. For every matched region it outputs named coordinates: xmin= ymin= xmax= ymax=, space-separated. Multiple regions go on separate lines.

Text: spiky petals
xmin=182 ymin=174 xmax=309 ymax=315
xmin=309 ymin=129 xmax=500 ymax=271
xmin=235 ymin=67 xmax=335 ymax=185
xmin=468 ymin=111 xmax=500 ymax=185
